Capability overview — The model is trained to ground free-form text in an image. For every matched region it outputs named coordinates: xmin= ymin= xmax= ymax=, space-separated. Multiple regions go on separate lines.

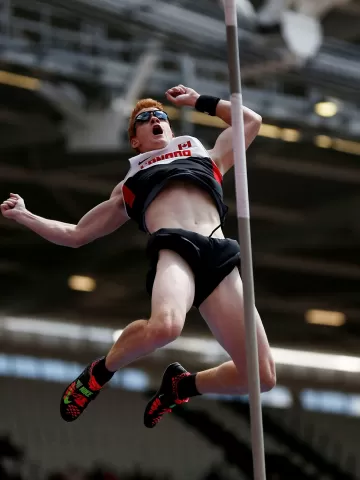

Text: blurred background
xmin=0 ymin=0 xmax=360 ymax=479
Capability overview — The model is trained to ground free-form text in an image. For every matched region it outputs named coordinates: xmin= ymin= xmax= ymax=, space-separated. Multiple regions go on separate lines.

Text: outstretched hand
xmin=1 ymin=193 xmax=26 ymax=220
xmin=165 ymin=85 xmax=200 ymax=108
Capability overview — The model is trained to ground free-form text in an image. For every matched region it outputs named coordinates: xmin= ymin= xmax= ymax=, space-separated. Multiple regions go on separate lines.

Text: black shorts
xmin=146 ymin=228 xmax=241 ymax=308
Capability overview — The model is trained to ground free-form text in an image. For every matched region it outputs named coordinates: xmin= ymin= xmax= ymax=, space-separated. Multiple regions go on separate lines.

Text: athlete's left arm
xmin=209 ymin=100 xmax=262 ymax=175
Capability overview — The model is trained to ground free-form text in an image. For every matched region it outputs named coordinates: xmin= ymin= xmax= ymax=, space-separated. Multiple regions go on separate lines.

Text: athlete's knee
xmin=149 ymin=307 xmax=184 ymax=347
xmin=224 ymin=353 xmax=276 ymax=393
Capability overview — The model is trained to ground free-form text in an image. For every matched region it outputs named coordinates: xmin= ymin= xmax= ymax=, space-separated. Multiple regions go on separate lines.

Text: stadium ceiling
xmin=0 ymin=0 xmax=359 ymax=140
xmin=0 ymin=0 xmax=360 ymax=369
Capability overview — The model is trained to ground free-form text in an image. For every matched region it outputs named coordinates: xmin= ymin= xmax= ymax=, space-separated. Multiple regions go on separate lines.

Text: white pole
xmin=223 ymin=1 xmax=267 ymax=479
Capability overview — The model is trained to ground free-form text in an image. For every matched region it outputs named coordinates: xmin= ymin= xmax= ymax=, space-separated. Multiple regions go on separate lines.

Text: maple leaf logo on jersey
xmin=178 ymin=141 xmax=192 ymax=150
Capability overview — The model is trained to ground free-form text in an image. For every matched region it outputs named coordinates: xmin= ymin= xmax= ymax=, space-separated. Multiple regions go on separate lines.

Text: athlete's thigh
xmin=151 ymin=249 xmax=195 ymax=322
xmin=198 ymin=267 xmax=272 ymax=372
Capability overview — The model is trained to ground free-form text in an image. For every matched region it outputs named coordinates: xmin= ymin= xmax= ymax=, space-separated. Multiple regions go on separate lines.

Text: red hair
xmin=128 ymin=98 xmax=165 ymax=140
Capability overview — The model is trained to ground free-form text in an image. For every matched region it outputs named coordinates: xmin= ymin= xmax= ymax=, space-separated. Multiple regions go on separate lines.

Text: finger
xmin=165 ymin=90 xmax=176 ymax=99
xmin=165 ymin=92 xmax=178 ymax=102
xmin=174 ymin=85 xmax=185 ymax=93
xmin=1 ymin=204 xmax=9 ymax=211
xmin=174 ymin=85 xmax=186 ymax=94
xmin=5 ymin=200 xmax=16 ymax=207
xmin=10 ymin=193 xmax=19 ymax=198
xmin=167 ymin=88 xmax=180 ymax=96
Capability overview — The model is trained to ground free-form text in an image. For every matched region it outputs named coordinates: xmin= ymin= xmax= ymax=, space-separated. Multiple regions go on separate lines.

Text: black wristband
xmin=195 ymin=95 xmax=221 ymax=116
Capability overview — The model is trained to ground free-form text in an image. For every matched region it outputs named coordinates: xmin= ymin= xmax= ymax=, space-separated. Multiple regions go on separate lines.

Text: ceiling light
xmin=0 ymin=71 xmax=40 ymax=90
xmin=3 ymin=317 xmax=113 ymax=343
xmin=305 ymin=309 xmax=346 ymax=327
xmin=68 ymin=275 xmax=96 ymax=292
xmin=281 ymin=128 xmax=300 ymax=142
xmin=3 ymin=317 xmax=360 ymax=373
xmin=273 ymin=348 xmax=360 ymax=373
xmin=315 ymin=101 xmax=338 ymax=118
xmin=333 ymin=138 xmax=360 ymax=155
xmin=314 ymin=135 xmax=332 ymax=149
xmin=259 ymin=124 xmax=282 ymax=139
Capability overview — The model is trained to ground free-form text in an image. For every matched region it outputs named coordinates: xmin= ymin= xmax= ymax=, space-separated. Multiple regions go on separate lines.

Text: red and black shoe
xmin=60 ymin=358 xmax=104 ymax=422
xmin=144 ymin=362 xmax=191 ymax=428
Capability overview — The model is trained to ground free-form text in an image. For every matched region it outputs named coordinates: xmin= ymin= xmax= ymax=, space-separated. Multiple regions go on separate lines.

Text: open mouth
xmin=152 ymin=124 xmax=163 ymax=136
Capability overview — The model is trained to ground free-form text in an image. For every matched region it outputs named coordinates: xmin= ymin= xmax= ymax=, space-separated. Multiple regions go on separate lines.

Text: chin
xmin=141 ymin=137 xmax=170 ymax=153
xmin=153 ymin=137 xmax=169 ymax=147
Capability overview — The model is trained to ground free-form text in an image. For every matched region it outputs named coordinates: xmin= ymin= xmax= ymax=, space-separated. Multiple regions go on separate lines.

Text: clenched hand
xmin=1 ymin=193 xmax=26 ymax=220
xmin=165 ymin=85 xmax=200 ymax=108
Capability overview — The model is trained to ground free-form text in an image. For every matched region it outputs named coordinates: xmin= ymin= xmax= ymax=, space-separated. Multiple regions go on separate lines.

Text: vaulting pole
xmin=223 ymin=1 xmax=267 ymax=478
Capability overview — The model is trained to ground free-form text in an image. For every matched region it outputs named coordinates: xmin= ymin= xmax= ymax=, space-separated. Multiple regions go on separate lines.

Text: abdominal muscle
xmin=144 ymin=180 xmax=225 ymax=239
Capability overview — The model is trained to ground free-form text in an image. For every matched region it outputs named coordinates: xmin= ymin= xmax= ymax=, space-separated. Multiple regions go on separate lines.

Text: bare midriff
xmin=144 ymin=180 xmax=225 ymax=238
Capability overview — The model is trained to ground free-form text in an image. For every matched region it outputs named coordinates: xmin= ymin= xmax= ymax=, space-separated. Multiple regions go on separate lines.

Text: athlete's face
xmin=130 ymin=107 xmax=174 ymax=153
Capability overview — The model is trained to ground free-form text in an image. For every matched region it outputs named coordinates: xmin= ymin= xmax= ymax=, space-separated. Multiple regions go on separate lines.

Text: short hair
xmin=128 ymin=98 xmax=165 ymax=141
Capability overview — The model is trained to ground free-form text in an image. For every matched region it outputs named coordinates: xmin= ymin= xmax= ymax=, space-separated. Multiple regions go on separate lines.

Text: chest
xmin=126 ymin=137 xmax=210 ymax=178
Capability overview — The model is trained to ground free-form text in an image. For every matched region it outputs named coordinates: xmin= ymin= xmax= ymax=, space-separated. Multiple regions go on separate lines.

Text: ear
xmin=131 ymin=137 xmax=140 ymax=149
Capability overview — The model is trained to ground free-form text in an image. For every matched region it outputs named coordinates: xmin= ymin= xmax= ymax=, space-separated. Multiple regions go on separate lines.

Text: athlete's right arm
xmin=0 ymin=183 xmax=129 ymax=248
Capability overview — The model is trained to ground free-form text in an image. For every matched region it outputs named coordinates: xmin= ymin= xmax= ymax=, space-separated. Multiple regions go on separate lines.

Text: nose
xmin=150 ymin=115 xmax=160 ymax=124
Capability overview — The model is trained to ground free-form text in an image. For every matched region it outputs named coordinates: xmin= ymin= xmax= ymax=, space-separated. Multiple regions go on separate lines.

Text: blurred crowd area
xmin=47 ymin=468 xmax=174 ymax=480
xmin=46 ymin=469 xmax=229 ymax=480
xmin=0 ymin=435 xmax=169 ymax=480
xmin=47 ymin=469 xmax=170 ymax=480
xmin=0 ymin=435 xmax=229 ymax=480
